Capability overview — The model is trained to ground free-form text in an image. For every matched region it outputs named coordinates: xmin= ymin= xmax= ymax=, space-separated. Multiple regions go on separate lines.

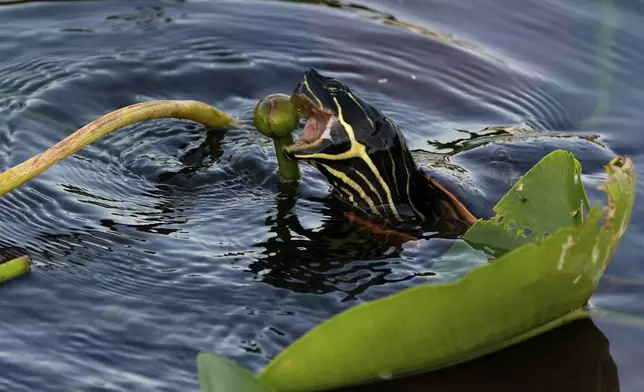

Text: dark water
xmin=0 ymin=0 xmax=642 ymax=391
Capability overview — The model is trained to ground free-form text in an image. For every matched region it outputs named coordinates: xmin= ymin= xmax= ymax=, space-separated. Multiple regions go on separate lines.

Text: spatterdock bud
xmin=253 ymin=93 xmax=300 ymax=140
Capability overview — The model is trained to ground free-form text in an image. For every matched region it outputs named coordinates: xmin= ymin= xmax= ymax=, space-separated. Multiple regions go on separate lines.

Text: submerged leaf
xmin=258 ymin=150 xmax=634 ymax=392
xmin=463 ymin=151 xmax=589 ymax=256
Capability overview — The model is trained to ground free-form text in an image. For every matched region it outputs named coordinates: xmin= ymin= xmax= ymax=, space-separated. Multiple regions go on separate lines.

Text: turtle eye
xmin=324 ymin=81 xmax=344 ymax=94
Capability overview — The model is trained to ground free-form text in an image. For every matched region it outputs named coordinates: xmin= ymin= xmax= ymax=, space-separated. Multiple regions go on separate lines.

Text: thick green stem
xmin=0 ymin=100 xmax=234 ymax=285
xmin=253 ymin=93 xmax=301 ymax=183
xmin=0 ymin=255 xmax=31 ymax=284
xmin=0 ymin=100 xmax=234 ymax=197
xmin=273 ymin=135 xmax=300 ymax=182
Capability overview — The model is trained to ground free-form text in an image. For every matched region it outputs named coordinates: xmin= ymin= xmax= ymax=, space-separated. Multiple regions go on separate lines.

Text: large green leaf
xmin=197 ymin=353 xmax=275 ymax=392
xmin=257 ymin=151 xmax=634 ymax=392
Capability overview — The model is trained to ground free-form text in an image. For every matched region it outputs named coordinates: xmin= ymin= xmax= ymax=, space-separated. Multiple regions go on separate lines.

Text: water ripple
xmin=0 ymin=0 xmax=641 ymax=391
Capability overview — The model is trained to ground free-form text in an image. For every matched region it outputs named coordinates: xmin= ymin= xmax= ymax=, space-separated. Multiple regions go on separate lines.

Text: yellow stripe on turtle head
xmin=318 ymin=162 xmax=381 ymax=217
xmin=346 ymin=92 xmax=374 ymax=128
xmin=303 ymin=79 xmax=324 ymax=108
xmin=292 ymin=97 xmax=402 ymax=221
xmin=354 ymin=169 xmax=385 ymax=208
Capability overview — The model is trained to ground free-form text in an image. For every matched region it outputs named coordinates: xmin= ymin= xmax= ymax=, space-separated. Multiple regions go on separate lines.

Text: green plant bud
xmin=253 ymin=93 xmax=300 ymax=140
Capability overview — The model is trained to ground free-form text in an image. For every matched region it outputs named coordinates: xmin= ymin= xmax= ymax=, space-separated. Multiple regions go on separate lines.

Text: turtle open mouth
xmin=291 ymin=93 xmax=333 ymax=148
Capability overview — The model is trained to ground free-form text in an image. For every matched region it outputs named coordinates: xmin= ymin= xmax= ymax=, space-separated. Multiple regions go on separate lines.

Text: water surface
xmin=0 ymin=0 xmax=642 ymax=391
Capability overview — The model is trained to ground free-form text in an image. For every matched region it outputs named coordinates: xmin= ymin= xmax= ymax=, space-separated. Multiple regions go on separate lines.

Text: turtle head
xmin=285 ymin=68 xmax=475 ymax=231
xmin=286 ymin=68 xmax=400 ymax=159
xmin=285 ymin=68 xmax=415 ymax=221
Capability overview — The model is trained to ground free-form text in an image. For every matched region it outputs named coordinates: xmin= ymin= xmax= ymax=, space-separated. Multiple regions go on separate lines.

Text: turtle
xmin=284 ymin=68 xmax=478 ymax=238
xmin=251 ymin=68 xmax=615 ymax=290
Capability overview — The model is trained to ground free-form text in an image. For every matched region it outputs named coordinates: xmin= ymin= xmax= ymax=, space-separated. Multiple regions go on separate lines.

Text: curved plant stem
xmin=0 ymin=100 xmax=234 ymax=197
xmin=0 ymin=255 xmax=31 ymax=284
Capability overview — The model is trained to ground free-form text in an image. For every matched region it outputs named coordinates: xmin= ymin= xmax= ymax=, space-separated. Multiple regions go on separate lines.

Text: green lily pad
xmin=255 ymin=150 xmax=634 ymax=392
xmin=197 ymin=353 xmax=275 ymax=392
xmin=462 ymin=150 xmax=589 ymax=257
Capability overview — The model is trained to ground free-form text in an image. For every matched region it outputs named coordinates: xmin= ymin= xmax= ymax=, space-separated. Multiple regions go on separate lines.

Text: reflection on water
xmin=425 ymin=124 xmax=602 ymax=155
xmin=249 ymin=183 xmax=450 ymax=299
xmin=0 ymin=0 xmax=642 ymax=391
xmin=337 ymin=319 xmax=618 ymax=392
xmin=276 ymin=0 xmax=496 ymax=59
xmin=0 ymin=245 xmax=28 ymax=264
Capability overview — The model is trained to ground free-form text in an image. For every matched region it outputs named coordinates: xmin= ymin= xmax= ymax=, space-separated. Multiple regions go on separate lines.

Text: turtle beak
xmin=284 ymin=92 xmax=334 ymax=159
xmin=284 ymin=137 xmax=333 ymax=159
